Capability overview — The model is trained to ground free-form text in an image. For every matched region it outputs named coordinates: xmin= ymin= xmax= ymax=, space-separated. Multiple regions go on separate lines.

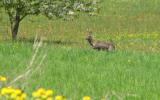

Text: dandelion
xmin=14 ymin=89 xmax=22 ymax=95
xmin=46 ymin=89 xmax=53 ymax=97
xmin=1 ymin=87 xmax=14 ymax=95
xmin=55 ymin=95 xmax=64 ymax=100
xmin=21 ymin=93 xmax=27 ymax=99
xmin=37 ymin=88 xmax=45 ymax=94
xmin=0 ymin=76 xmax=7 ymax=82
xmin=0 ymin=87 xmax=26 ymax=100
xmin=47 ymin=97 xmax=54 ymax=100
xmin=11 ymin=93 xmax=18 ymax=99
xmin=83 ymin=96 xmax=91 ymax=100
xmin=32 ymin=91 xmax=41 ymax=98
xmin=42 ymin=94 xmax=48 ymax=99
xmin=32 ymin=88 xmax=54 ymax=100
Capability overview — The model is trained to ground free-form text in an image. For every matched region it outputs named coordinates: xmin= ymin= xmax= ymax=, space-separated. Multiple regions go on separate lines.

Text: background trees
xmin=0 ymin=0 xmax=99 ymax=40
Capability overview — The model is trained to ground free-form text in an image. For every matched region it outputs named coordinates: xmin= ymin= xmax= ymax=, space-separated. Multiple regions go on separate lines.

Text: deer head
xmin=86 ymin=30 xmax=93 ymax=40
xmin=86 ymin=30 xmax=94 ymax=47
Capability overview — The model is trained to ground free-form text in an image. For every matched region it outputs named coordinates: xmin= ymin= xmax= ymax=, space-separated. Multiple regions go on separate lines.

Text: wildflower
xmin=0 ymin=76 xmax=7 ymax=82
xmin=46 ymin=89 xmax=53 ymax=97
xmin=0 ymin=87 xmax=26 ymax=100
xmin=83 ymin=96 xmax=91 ymax=100
xmin=47 ymin=97 xmax=54 ymax=100
xmin=37 ymin=88 xmax=45 ymax=94
xmin=14 ymin=89 xmax=22 ymax=95
xmin=11 ymin=93 xmax=18 ymax=99
xmin=55 ymin=95 xmax=64 ymax=100
xmin=32 ymin=88 xmax=54 ymax=100
xmin=15 ymin=96 xmax=24 ymax=100
xmin=42 ymin=94 xmax=48 ymax=99
xmin=1 ymin=87 xmax=14 ymax=95
xmin=21 ymin=93 xmax=27 ymax=99
xmin=32 ymin=91 xmax=41 ymax=98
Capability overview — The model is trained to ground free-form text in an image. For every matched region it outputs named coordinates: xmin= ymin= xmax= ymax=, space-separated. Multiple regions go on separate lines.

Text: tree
xmin=0 ymin=0 xmax=99 ymax=40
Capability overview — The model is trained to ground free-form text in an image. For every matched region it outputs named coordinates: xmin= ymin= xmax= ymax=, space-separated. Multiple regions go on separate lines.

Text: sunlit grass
xmin=0 ymin=41 xmax=160 ymax=99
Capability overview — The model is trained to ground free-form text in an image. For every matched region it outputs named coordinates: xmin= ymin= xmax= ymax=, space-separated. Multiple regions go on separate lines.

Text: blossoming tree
xmin=0 ymin=0 xmax=99 ymax=40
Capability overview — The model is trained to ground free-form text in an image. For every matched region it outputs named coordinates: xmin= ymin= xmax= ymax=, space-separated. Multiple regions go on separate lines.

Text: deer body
xmin=86 ymin=32 xmax=115 ymax=51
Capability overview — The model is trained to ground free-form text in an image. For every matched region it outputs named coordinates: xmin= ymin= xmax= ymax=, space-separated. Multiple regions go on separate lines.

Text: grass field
xmin=0 ymin=41 xmax=160 ymax=100
xmin=0 ymin=0 xmax=160 ymax=100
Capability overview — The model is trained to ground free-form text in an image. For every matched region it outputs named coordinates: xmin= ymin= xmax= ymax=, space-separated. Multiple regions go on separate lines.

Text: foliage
xmin=1 ymin=0 xmax=99 ymax=20
xmin=0 ymin=0 xmax=100 ymax=39
xmin=39 ymin=0 xmax=100 ymax=19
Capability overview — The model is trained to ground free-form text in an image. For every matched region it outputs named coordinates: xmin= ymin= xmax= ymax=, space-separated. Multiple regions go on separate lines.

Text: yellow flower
xmin=83 ymin=96 xmax=91 ymax=100
xmin=41 ymin=94 xmax=48 ymax=99
xmin=32 ymin=88 xmax=54 ymax=99
xmin=47 ymin=97 xmax=53 ymax=100
xmin=14 ymin=89 xmax=22 ymax=95
xmin=15 ymin=96 xmax=24 ymax=100
xmin=1 ymin=87 xmax=14 ymax=95
xmin=11 ymin=93 xmax=18 ymax=99
xmin=55 ymin=95 xmax=64 ymax=100
xmin=45 ymin=90 xmax=53 ymax=97
xmin=0 ymin=76 xmax=7 ymax=82
xmin=0 ymin=87 xmax=26 ymax=100
xmin=37 ymin=88 xmax=45 ymax=94
xmin=32 ymin=92 xmax=41 ymax=98
xmin=32 ymin=88 xmax=45 ymax=97
xmin=21 ymin=93 xmax=27 ymax=99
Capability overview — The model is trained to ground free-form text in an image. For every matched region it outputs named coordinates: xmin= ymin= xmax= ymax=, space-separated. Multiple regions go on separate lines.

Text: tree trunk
xmin=11 ymin=15 xmax=20 ymax=40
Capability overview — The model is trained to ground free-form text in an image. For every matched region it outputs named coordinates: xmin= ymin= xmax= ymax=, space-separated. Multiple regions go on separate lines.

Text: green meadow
xmin=0 ymin=0 xmax=160 ymax=100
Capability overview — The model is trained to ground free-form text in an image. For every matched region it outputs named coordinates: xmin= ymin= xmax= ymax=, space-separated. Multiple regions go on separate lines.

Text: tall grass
xmin=0 ymin=42 xmax=160 ymax=99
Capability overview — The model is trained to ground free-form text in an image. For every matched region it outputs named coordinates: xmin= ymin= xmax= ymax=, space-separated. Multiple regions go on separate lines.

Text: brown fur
xmin=86 ymin=31 xmax=115 ymax=51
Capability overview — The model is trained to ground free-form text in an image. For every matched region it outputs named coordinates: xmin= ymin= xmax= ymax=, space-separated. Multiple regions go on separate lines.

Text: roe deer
xmin=86 ymin=31 xmax=115 ymax=51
